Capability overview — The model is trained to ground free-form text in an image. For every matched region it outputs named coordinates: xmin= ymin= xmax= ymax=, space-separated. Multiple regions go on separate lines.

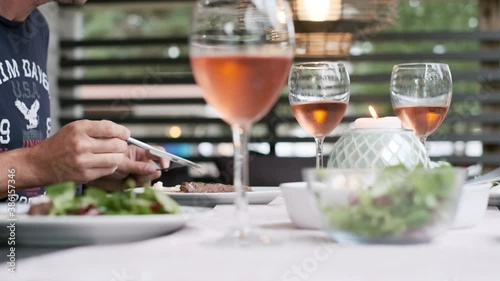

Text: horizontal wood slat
xmin=55 ymin=134 xmax=499 ymax=145
xmin=57 ymin=113 xmax=500 ymax=126
xmin=142 ymin=155 xmax=500 ymax=166
xmin=58 ymin=70 xmax=500 ymax=87
xmin=59 ymin=51 xmax=500 ymax=67
xmin=59 ymin=31 xmax=500 ymax=49
xmin=58 ymin=92 xmax=500 ymax=107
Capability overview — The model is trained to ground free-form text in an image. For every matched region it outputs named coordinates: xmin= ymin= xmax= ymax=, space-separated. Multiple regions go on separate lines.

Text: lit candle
xmin=354 ymin=106 xmax=402 ymax=129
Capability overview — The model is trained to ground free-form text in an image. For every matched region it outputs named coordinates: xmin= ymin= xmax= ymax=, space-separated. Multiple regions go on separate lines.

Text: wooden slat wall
xmin=57 ymin=0 xmax=500 ymax=168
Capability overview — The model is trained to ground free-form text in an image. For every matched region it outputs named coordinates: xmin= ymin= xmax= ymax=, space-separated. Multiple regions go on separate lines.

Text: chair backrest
xmin=215 ymin=156 xmax=315 ymax=186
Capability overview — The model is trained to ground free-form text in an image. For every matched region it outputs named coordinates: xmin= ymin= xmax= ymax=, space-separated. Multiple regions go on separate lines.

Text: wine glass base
xmin=209 ymin=228 xmax=278 ymax=247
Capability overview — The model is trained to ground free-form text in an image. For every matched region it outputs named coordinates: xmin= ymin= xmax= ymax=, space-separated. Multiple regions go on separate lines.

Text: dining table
xmin=1 ymin=196 xmax=500 ymax=281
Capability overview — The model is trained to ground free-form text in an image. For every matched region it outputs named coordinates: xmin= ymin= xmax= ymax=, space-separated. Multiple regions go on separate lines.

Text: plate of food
xmin=135 ymin=182 xmax=282 ymax=207
xmin=0 ymin=182 xmax=207 ymax=246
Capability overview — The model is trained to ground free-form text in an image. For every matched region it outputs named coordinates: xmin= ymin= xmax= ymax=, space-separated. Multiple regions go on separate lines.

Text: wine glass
xmin=390 ymin=63 xmax=452 ymax=146
xmin=189 ymin=0 xmax=294 ymax=246
xmin=288 ymin=62 xmax=350 ymax=168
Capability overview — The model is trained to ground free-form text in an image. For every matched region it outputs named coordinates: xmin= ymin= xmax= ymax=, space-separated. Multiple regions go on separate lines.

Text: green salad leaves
xmin=321 ymin=165 xmax=458 ymax=239
xmin=45 ymin=182 xmax=181 ymax=216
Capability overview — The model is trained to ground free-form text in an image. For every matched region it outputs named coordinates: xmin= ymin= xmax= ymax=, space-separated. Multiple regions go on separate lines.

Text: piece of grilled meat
xmin=179 ymin=182 xmax=252 ymax=193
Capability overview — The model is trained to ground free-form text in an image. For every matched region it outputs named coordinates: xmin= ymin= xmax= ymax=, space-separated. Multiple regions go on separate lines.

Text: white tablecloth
xmin=2 ymin=198 xmax=500 ymax=281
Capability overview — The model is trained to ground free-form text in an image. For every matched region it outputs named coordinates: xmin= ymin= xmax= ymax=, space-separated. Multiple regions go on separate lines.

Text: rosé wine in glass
xmin=291 ymin=101 xmax=348 ymax=137
xmin=390 ymin=63 xmax=452 ymax=145
xmin=288 ymin=62 xmax=350 ymax=168
xmin=393 ymin=105 xmax=449 ymax=138
xmin=189 ymin=0 xmax=294 ymax=246
xmin=191 ymin=55 xmax=292 ymax=126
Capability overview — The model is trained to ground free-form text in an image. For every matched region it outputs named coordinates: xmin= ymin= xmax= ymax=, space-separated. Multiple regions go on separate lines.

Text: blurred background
xmin=40 ymin=0 xmax=500 ymax=183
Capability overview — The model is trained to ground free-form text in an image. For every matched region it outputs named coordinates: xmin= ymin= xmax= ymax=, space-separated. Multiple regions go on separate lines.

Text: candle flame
xmin=368 ymin=106 xmax=379 ymax=119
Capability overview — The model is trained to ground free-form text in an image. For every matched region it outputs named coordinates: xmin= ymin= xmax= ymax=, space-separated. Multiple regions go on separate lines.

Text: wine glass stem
xmin=315 ymin=136 xmax=325 ymax=169
xmin=420 ymin=136 xmax=427 ymax=148
xmin=231 ymin=124 xmax=251 ymax=239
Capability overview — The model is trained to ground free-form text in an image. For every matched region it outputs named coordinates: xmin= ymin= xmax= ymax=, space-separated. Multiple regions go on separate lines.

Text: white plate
xmin=0 ymin=206 xmax=206 ymax=246
xmin=136 ymin=186 xmax=281 ymax=207
xmin=453 ymin=183 xmax=491 ymax=228
xmin=488 ymin=184 xmax=500 ymax=206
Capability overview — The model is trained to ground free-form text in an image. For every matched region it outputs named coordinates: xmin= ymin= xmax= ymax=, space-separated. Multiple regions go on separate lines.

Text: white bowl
xmin=279 ymin=182 xmax=323 ymax=230
xmin=452 ymin=182 xmax=492 ymax=229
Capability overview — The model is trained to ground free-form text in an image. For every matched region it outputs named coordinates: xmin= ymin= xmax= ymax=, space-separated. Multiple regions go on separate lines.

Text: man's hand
xmin=31 ymin=120 xmax=130 ymax=184
xmin=88 ymin=145 xmax=170 ymax=191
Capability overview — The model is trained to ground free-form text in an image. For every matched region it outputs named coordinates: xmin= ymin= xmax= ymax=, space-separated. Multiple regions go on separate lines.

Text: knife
xmin=466 ymin=166 xmax=500 ymax=186
xmin=127 ymin=137 xmax=203 ymax=173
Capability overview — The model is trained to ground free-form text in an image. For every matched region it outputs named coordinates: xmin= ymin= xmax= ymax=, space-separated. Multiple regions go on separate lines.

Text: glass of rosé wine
xmin=288 ymin=62 xmax=350 ymax=169
xmin=189 ymin=0 xmax=294 ymax=246
xmin=390 ymin=63 xmax=452 ymax=146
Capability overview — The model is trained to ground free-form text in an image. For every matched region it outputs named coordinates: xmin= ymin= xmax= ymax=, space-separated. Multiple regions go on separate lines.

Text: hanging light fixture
xmin=290 ymin=0 xmax=398 ymax=57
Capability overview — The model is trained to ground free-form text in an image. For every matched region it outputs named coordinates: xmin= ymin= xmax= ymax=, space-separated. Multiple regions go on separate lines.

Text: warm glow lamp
xmin=290 ymin=0 xmax=398 ymax=57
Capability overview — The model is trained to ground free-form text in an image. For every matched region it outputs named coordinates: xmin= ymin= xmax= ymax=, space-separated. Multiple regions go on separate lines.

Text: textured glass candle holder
xmin=328 ymin=128 xmax=430 ymax=169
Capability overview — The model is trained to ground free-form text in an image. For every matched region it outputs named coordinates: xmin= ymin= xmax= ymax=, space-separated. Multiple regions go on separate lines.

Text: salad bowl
xmin=279 ymin=182 xmax=323 ymax=230
xmin=304 ymin=166 xmax=466 ymax=244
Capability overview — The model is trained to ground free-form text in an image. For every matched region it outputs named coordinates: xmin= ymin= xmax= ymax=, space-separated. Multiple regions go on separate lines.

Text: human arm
xmin=0 ymin=120 xmax=130 ymax=199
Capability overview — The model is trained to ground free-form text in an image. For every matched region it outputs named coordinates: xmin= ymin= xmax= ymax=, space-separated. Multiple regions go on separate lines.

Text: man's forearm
xmin=0 ymin=147 xmax=48 ymax=199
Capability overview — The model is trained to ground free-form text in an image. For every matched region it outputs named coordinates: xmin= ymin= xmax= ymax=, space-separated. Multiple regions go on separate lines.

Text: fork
xmin=127 ymin=137 xmax=203 ymax=173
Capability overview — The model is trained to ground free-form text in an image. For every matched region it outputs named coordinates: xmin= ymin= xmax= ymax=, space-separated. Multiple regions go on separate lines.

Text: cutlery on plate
xmin=466 ymin=166 xmax=500 ymax=186
xmin=127 ymin=137 xmax=203 ymax=173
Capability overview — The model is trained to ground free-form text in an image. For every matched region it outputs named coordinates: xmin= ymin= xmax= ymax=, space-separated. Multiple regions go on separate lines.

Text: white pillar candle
xmin=354 ymin=116 xmax=402 ymax=129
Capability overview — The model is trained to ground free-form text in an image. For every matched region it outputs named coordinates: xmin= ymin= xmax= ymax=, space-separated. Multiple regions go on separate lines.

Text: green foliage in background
xmin=350 ymin=0 xmax=479 ymax=109
xmin=82 ymin=4 xmax=192 ymax=77
xmin=82 ymin=0 xmax=479 ymax=74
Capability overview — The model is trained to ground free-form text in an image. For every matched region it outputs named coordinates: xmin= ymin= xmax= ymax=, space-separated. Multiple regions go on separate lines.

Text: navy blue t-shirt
xmin=0 ymin=10 xmax=51 ymax=202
